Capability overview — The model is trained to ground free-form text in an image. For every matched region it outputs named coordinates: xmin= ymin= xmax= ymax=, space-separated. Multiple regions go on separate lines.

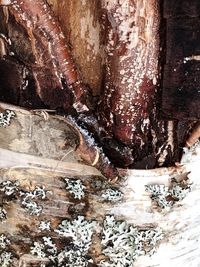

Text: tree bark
xmin=0 ymin=103 xmax=199 ymax=266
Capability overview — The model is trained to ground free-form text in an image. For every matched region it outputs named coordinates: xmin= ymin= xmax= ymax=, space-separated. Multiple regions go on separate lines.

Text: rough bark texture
xmin=0 ymin=103 xmax=199 ymax=267
xmin=98 ymin=0 xmax=160 ymax=146
xmin=96 ymin=0 xmax=179 ymax=168
xmin=0 ymin=0 xmax=194 ymax=169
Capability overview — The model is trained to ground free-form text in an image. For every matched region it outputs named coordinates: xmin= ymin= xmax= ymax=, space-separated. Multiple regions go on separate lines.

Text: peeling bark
xmin=97 ymin=0 xmax=178 ymax=168
xmin=8 ymin=0 xmax=88 ymax=111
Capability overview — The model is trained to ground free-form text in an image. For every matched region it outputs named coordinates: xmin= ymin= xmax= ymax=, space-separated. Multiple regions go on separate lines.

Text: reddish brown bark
xmin=9 ymin=0 xmax=87 ymax=111
xmin=97 ymin=1 xmax=165 ymax=165
xmin=0 ymin=0 xmax=184 ymax=175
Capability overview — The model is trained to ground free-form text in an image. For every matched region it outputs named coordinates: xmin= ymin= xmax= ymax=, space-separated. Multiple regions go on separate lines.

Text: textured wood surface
xmin=0 ymin=103 xmax=200 ymax=266
xmin=47 ymin=0 xmax=103 ymax=95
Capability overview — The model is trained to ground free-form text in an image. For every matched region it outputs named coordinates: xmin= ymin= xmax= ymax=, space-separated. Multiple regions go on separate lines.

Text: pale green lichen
xmin=39 ymin=221 xmax=51 ymax=232
xmin=64 ymin=178 xmax=86 ymax=199
xmin=146 ymin=178 xmax=192 ymax=210
xmin=0 ymin=252 xmax=13 ymax=267
xmin=0 ymin=180 xmax=19 ymax=196
xmin=20 ymin=185 xmax=49 ymax=200
xmin=0 ymin=235 xmax=13 ymax=267
xmin=101 ymin=187 xmax=123 ymax=202
xmin=0 ymin=110 xmax=15 ymax=128
xmin=42 ymin=237 xmax=57 ymax=255
xmin=181 ymin=140 xmax=200 ymax=164
xmin=31 ymin=216 xmax=96 ymax=266
xmin=54 ymin=216 xmax=96 ymax=266
xmin=0 ymin=235 xmax=10 ymax=249
xmin=20 ymin=186 xmax=50 ymax=216
xmin=100 ymin=215 xmax=163 ymax=267
xmin=56 ymin=248 xmax=90 ymax=267
xmin=21 ymin=199 xmax=43 ymax=216
xmin=30 ymin=242 xmax=46 ymax=259
xmin=55 ymin=216 xmax=96 ymax=253
xmin=0 ymin=206 xmax=7 ymax=221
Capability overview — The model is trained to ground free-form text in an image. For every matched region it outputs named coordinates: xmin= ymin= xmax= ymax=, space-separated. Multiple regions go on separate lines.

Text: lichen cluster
xmin=100 ymin=216 xmax=163 ymax=267
xmin=0 ymin=177 xmax=165 ymax=266
xmin=101 ymin=187 xmax=123 ymax=202
xmin=145 ymin=178 xmax=192 ymax=210
xmin=31 ymin=216 xmax=96 ymax=266
xmin=39 ymin=221 xmax=51 ymax=232
xmin=0 ymin=235 xmax=13 ymax=267
xmin=64 ymin=176 xmax=123 ymax=203
xmin=0 ymin=180 xmax=18 ymax=221
xmin=0 ymin=180 xmax=19 ymax=196
xmin=20 ymin=185 xmax=49 ymax=216
xmin=181 ymin=141 xmax=200 ymax=164
xmin=0 ymin=110 xmax=15 ymax=128
xmin=0 ymin=180 xmax=50 ymax=219
xmin=0 ymin=206 xmax=7 ymax=222
xmin=64 ymin=178 xmax=86 ymax=199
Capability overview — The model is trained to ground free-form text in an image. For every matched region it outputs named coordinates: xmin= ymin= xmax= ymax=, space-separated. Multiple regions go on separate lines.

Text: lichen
xmin=0 ymin=235 xmax=10 ymax=248
xmin=55 ymin=216 xmax=96 ymax=253
xmin=30 ymin=241 xmax=46 ymax=259
xmin=20 ymin=185 xmax=49 ymax=200
xmin=22 ymin=199 xmax=43 ymax=216
xmin=146 ymin=178 xmax=192 ymax=210
xmin=0 ymin=235 xmax=13 ymax=267
xmin=0 ymin=110 xmax=15 ymax=128
xmin=20 ymin=186 xmax=50 ymax=216
xmin=0 ymin=206 xmax=7 ymax=221
xmin=54 ymin=216 xmax=96 ymax=266
xmin=101 ymin=187 xmax=123 ymax=202
xmin=100 ymin=215 xmax=163 ymax=267
xmin=64 ymin=178 xmax=86 ymax=200
xmin=0 ymin=235 xmax=10 ymax=249
xmin=39 ymin=221 xmax=51 ymax=232
xmin=181 ymin=140 xmax=200 ymax=164
xmin=30 ymin=216 xmax=96 ymax=266
xmin=0 ymin=252 xmax=13 ymax=267
xmin=56 ymin=248 xmax=91 ymax=267
xmin=0 ymin=180 xmax=19 ymax=196
xmin=42 ymin=237 xmax=57 ymax=255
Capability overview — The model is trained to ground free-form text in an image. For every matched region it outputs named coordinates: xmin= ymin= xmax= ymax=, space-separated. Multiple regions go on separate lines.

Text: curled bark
xmin=8 ymin=0 xmax=87 ymax=111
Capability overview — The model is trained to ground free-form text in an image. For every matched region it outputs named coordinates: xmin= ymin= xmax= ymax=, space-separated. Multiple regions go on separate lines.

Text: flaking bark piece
xmin=63 ymin=116 xmax=120 ymax=182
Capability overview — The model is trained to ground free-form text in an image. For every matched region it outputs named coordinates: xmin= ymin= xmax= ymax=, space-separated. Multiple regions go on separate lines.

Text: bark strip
xmin=8 ymin=0 xmax=87 ymax=111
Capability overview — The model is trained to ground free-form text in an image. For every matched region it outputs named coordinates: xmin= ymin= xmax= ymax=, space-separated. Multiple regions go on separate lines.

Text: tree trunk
xmin=0 ymin=1 xmax=200 ymax=266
